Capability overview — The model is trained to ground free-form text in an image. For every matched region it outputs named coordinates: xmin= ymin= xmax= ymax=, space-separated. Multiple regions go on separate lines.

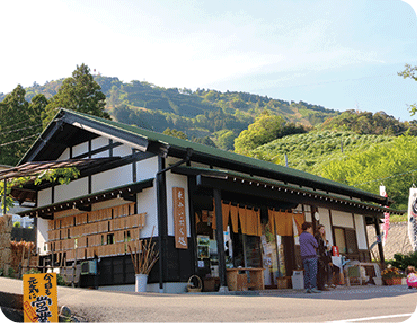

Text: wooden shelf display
xmin=46 ymin=202 xmax=147 ymax=261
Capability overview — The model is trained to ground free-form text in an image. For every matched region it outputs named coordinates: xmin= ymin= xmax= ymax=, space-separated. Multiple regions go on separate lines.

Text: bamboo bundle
xmin=128 ymin=227 xmax=159 ymax=275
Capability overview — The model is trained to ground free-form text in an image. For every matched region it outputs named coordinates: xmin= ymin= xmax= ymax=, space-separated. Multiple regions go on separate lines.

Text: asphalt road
xmin=49 ymin=284 xmax=417 ymax=322
xmin=1 ymin=277 xmax=417 ymax=322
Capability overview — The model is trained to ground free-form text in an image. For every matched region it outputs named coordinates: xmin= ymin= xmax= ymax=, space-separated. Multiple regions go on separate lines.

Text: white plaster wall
xmin=55 ymin=177 xmax=89 ymax=203
xmin=113 ymin=143 xmax=132 ymax=157
xmin=137 ymin=185 xmax=158 ymax=238
xmin=166 ymin=171 xmax=189 ymax=237
xmin=58 ymin=149 xmax=70 ymax=161
xmin=354 ymin=213 xmax=367 ymax=249
xmin=136 ymin=157 xmax=158 ymax=181
xmin=332 ymin=210 xmax=354 ymax=228
xmin=91 ymin=137 xmax=110 ymax=157
xmin=72 ymin=142 xmax=89 ymax=157
xmin=37 ymin=218 xmax=48 ymax=255
xmin=92 ymin=165 xmax=133 ymax=192
xmin=317 ymin=208 xmax=334 ymax=247
xmin=38 ymin=188 xmax=52 ymax=207
xmin=303 ymin=204 xmax=312 ymax=222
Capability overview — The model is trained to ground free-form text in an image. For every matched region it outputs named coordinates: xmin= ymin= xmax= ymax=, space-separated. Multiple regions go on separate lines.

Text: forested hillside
xmin=1 ymin=67 xmax=416 ymax=210
xmin=1 ymin=76 xmax=339 ymax=142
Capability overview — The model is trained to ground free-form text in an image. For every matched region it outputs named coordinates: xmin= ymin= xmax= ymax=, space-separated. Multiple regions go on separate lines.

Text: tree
xmin=234 ymin=111 xmax=286 ymax=156
xmin=193 ymin=135 xmax=216 ymax=147
xmin=42 ymin=63 xmax=110 ymax=126
xmin=319 ymin=134 xmax=417 ymax=209
xmin=162 ymin=128 xmax=188 ymax=140
xmin=398 ymin=64 xmax=417 ymax=116
xmin=216 ymin=130 xmax=236 ymax=150
xmin=0 ymin=86 xmax=45 ymax=166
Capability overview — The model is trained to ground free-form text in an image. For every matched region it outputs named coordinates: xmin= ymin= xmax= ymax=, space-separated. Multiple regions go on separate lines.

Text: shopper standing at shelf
xmin=299 ymin=222 xmax=321 ymax=293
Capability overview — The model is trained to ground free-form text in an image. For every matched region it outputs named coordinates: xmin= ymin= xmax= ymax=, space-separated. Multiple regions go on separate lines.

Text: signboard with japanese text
xmin=23 ymin=273 xmax=58 ymax=322
xmin=173 ymin=187 xmax=187 ymax=249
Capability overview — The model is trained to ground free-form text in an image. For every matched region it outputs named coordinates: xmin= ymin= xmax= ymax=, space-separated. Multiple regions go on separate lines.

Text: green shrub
xmin=386 ymin=251 xmax=417 ymax=271
xmin=8 ymin=267 xmax=16 ymax=277
xmin=56 ymin=273 xmax=66 ymax=286
xmin=26 ymin=268 xmax=41 ymax=275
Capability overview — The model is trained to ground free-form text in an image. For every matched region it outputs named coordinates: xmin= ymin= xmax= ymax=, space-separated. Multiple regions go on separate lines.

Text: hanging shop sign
xmin=173 ymin=187 xmax=187 ymax=249
xmin=23 ymin=272 xmax=58 ymax=322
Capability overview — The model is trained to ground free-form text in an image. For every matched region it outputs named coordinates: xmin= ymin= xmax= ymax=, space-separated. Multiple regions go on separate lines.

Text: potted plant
xmin=381 ymin=266 xmax=405 ymax=285
xmin=128 ymin=227 xmax=159 ymax=292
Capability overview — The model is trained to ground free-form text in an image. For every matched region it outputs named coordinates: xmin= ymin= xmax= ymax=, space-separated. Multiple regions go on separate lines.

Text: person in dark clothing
xmin=299 ymin=221 xmax=320 ymax=293
xmin=315 ymin=224 xmax=332 ymax=291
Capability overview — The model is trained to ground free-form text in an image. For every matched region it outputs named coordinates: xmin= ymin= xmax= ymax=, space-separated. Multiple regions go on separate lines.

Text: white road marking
xmin=328 ymin=313 xmax=413 ymax=322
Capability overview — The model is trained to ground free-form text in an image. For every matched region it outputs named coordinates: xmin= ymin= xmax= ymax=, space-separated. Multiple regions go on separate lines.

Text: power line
xmin=1 ymin=119 xmax=34 ymax=130
xmin=0 ymin=133 xmax=40 ymax=147
xmin=0 ymin=123 xmax=43 ymax=136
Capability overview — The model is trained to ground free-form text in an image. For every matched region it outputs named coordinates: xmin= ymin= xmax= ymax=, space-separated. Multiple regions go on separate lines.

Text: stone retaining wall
xmin=367 ymin=221 xmax=414 ymax=261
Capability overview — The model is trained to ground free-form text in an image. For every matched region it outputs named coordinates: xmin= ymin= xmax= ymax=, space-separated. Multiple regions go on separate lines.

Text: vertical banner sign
xmin=380 ymin=186 xmax=390 ymax=247
xmin=173 ymin=187 xmax=187 ymax=249
xmin=23 ymin=273 xmax=57 ymax=322
xmin=408 ymin=187 xmax=417 ymax=251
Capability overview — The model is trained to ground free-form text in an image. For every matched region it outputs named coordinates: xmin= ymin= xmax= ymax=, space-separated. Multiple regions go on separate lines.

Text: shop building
xmin=7 ymin=109 xmax=402 ymax=292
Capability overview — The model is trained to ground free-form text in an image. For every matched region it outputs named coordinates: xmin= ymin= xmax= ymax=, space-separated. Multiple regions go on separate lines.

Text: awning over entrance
xmin=17 ymin=178 xmax=154 ymax=219
xmin=172 ymin=166 xmax=405 ymax=219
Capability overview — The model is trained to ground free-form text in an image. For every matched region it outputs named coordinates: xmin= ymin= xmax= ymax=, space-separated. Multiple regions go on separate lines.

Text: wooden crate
xmin=55 ymin=240 xmax=62 ymax=251
xmin=77 ymin=236 xmax=87 ymax=248
xmin=115 ymin=230 xmax=124 ymax=243
xmin=276 ymin=277 xmax=291 ymax=289
xmin=116 ymin=243 xmax=126 ymax=255
xmin=55 ymin=219 xmax=61 ymax=230
xmin=125 ymin=216 xmax=132 ymax=229
xmin=76 ymin=212 xmax=88 ymax=225
xmin=47 ymin=220 xmax=54 ymax=231
xmin=131 ymin=228 xmax=140 ymax=241
xmin=66 ymin=249 xmax=74 ymax=261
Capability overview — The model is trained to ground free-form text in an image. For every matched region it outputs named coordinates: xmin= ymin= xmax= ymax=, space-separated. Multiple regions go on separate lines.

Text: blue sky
xmin=1 ymin=0 xmax=416 ymax=121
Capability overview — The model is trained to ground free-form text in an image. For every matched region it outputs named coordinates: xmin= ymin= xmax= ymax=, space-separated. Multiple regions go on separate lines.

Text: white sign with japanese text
xmin=173 ymin=187 xmax=187 ymax=249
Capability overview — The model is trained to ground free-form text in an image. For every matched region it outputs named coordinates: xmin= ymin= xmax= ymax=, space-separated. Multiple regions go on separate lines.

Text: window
xmin=107 ymin=233 xmax=114 ymax=245
xmin=334 ymin=228 xmax=346 ymax=254
xmin=333 ymin=227 xmax=358 ymax=255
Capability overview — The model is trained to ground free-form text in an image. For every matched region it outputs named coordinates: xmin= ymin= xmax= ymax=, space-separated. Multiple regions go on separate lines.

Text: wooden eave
xmin=17 ymin=178 xmax=154 ymax=219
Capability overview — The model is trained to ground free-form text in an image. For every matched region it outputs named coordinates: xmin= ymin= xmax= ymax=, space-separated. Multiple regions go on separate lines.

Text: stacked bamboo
xmin=46 ymin=204 xmax=146 ymax=261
